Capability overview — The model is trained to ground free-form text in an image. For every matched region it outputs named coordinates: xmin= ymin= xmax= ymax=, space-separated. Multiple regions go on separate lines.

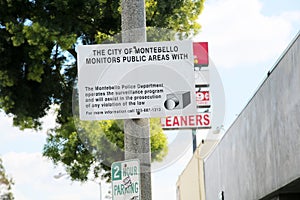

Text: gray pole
xmin=121 ymin=1 xmax=152 ymax=200
xmin=192 ymin=128 xmax=197 ymax=153
xmin=99 ymin=182 xmax=102 ymax=200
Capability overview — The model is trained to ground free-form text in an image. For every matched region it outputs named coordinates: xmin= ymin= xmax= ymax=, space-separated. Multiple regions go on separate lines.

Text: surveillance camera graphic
xmin=164 ymin=91 xmax=191 ymax=110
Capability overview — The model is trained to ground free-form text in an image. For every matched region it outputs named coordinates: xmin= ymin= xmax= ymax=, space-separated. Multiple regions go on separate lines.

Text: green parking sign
xmin=111 ymin=162 xmax=122 ymax=181
xmin=111 ymin=159 xmax=140 ymax=200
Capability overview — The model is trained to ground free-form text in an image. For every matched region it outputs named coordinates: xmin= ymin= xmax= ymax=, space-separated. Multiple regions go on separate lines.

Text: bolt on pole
xmin=121 ymin=0 xmax=152 ymax=200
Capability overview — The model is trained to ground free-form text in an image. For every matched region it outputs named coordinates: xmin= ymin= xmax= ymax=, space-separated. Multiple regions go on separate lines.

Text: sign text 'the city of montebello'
xmin=85 ymin=45 xmax=188 ymax=64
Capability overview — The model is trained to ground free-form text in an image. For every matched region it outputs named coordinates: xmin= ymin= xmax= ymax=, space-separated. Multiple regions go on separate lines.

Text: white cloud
xmin=0 ymin=106 xmax=57 ymax=154
xmin=280 ymin=10 xmax=300 ymax=24
xmin=2 ymin=152 xmax=107 ymax=200
xmin=195 ymin=0 xmax=299 ymax=68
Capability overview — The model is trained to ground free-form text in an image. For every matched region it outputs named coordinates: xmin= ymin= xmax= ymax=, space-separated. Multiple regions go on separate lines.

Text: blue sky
xmin=261 ymin=0 xmax=300 ymax=15
xmin=1 ymin=0 xmax=300 ymax=199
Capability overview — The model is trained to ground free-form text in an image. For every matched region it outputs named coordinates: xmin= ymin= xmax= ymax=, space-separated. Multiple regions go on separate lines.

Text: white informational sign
xmin=111 ymin=160 xmax=140 ymax=200
xmin=161 ymin=113 xmax=211 ymax=129
xmin=77 ymin=41 xmax=196 ymax=120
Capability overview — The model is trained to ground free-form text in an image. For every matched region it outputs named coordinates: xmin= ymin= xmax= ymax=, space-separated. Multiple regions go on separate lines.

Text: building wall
xmin=177 ymin=140 xmax=217 ymax=200
xmin=204 ymin=32 xmax=300 ymax=200
xmin=177 ymin=154 xmax=201 ymax=200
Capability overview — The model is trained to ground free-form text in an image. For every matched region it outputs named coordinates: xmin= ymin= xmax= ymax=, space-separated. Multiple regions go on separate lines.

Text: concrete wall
xmin=204 ymin=32 xmax=300 ymax=200
xmin=176 ymin=140 xmax=217 ymax=200
xmin=177 ymin=153 xmax=201 ymax=200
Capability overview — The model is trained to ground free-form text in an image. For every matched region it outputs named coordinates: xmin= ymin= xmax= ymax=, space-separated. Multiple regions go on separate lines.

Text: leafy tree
xmin=0 ymin=157 xmax=14 ymax=200
xmin=44 ymin=118 xmax=168 ymax=181
xmin=0 ymin=0 xmax=205 ymax=181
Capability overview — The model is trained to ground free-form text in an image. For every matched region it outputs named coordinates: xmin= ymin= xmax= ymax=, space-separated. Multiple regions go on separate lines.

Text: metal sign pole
xmin=121 ymin=0 xmax=152 ymax=200
xmin=192 ymin=128 xmax=197 ymax=153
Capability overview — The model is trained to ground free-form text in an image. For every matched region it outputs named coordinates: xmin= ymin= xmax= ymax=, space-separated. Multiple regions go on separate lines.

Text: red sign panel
xmin=196 ymin=91 xmax=210 ymax=106
xmin=161 ymin=113 xmax=211 ymax=129
xmin=161 ymin=42 xmax=211 ymax=130
xmin=193 ymin=42 xmax=209 ymax=66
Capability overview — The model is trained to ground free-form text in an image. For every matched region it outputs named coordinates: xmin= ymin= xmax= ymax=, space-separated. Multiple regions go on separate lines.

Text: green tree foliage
xmin=0 ymin=157 xmax=14 ymax=200
xmin=44 ymin=118 xmax=168 ymax=181
xmin=0 ymin=0 xmax=205 ymax=181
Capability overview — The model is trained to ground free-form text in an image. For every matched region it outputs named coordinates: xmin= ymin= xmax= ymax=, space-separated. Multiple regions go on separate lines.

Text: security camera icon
xmin=164 ymin=91 xmax=191 ymax=110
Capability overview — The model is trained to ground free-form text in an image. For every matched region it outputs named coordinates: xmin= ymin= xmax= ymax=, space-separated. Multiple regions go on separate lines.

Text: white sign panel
xmin=111 ymin=160 xmax=140 ymax=200
xmin=195 ymin=70 xmax=209 ymax=86
xmin=161 ymin=113 xmax=211 ymax=129
xmin=77 ymin=41 xmax=196 ymax=120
